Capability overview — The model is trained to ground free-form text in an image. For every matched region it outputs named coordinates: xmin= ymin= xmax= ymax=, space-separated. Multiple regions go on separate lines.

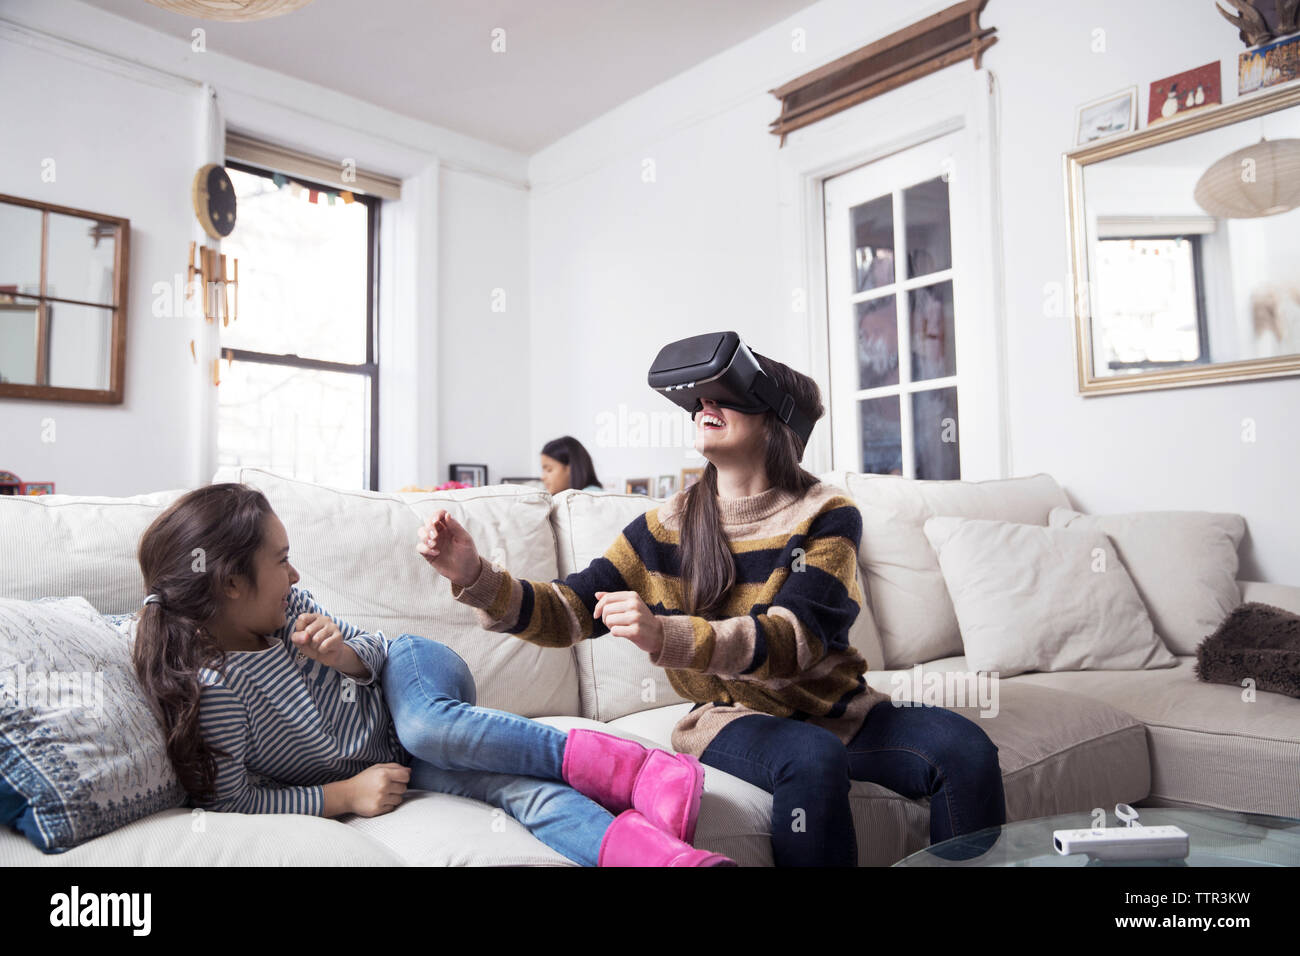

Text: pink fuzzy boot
xmin=598 ymin=809 xmax=736 ymax=867
xmin=562 ymin=728 xmax=706 ymax=843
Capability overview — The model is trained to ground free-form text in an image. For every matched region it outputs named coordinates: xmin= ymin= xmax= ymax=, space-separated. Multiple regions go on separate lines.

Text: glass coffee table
xmin=894 ymin=807 xmax=1300 ymax=866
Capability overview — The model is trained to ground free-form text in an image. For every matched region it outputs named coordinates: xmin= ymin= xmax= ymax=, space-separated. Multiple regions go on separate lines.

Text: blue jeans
xmin=381 ymin=634 xmax=614 ymax=866
xmin=698 ymin=700 xmax=1007 ymax=866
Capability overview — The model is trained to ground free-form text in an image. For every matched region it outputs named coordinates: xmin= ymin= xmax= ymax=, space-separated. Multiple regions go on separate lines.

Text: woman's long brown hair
xmin=679 ymin=350 xmax=824 ymax=616
xmin=132 ymin=483 xmax=275 ymax=803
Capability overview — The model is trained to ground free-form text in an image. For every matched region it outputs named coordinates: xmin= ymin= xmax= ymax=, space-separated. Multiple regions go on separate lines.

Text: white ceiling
xmin=78 ymin=0 xmax=816 ymax=153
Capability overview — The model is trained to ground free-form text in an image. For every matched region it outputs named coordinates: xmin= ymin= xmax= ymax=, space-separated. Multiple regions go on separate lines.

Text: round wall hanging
xmin=192 ymin=163 xmax=237 ymax=239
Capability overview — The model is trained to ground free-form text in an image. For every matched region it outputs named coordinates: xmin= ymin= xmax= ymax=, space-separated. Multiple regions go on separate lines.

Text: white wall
xmin=527 ymin=0 xmax=1299 ymax=582
xmin=0 ymin=0 xmax=529 ymax=495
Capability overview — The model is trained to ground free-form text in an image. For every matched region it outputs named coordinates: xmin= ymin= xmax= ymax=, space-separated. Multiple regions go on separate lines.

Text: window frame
xmin=218 ymin=158 xmax=382 ymax=490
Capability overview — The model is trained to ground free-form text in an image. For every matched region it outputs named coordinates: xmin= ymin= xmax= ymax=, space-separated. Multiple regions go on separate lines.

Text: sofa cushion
xmin=922 ymin=515 xmax=1177 ymax=676
xmin=1007 ymin=657 xmax=1300 ymax=819
xmin=1049 ymin=507 xmax=1246 ymax=655
xmin=606 ymin=681 xmax=1149 ymax=865
xmin=214 ymin=466 xmax=581 ymax=719
xmin=0 ymin=807 xmax=403 ymax=866
xmin=0 ymin=596 xmax=187 ymax=853
xmin=552 ymin=487 xmax=887 ymax=723
xmin=1240 ymin=580 xmax=1300 ymax=616
xmin=820 ymin=470 xmax=1072 ymax=668
xmin=0 ymin=489 xmax=185 ymax=612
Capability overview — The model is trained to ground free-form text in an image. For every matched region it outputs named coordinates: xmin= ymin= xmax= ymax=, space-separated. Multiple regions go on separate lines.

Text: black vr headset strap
xmin=748 ymin=371 xmax=814 ymax=446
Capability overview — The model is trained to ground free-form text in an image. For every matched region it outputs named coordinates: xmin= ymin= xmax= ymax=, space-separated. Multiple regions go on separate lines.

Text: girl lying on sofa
xmin=130 ymin=483 xmax=733 ymax=867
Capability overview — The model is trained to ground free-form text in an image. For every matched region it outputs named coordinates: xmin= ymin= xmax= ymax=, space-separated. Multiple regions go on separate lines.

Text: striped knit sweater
xmin=450 ymin=481 xmax=891 ymax=757
xmin=193 ymin=587 xmax=403 ymax=815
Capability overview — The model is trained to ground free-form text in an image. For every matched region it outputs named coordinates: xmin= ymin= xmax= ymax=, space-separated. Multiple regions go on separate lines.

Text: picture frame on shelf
xmin=449 ymin=463 xmax=488 ymax=487
xmin=624 ymin=477 xmax=651 ymax=496
xmin=680 ymin=467 xmax=704 ymax=490
xmin=1148 ymin=62 xmax=1221 ymax=126
xmin=1075 ymin=86 xmax=1137 ymax=145
xmin=655 ymin=474 xmax=676 ymax=498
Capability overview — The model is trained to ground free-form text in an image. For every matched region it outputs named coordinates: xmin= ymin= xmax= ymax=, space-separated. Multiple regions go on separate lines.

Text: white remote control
xmin=1053 ymin=824 xmax=1190 ymax=861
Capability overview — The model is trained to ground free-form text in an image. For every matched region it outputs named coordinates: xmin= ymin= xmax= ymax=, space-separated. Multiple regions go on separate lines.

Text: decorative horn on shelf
xmin=1215 ymin=0 xmax=1295 ymax=47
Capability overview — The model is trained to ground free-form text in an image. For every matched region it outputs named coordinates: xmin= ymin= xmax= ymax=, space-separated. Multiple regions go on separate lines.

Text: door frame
xmin=775 ymin=64 xmax=1010 ymax=479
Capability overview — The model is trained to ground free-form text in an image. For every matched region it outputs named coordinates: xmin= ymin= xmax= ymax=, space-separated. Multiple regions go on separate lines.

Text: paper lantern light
xmin=1193 ymin=137 xmax=1300 ymax=219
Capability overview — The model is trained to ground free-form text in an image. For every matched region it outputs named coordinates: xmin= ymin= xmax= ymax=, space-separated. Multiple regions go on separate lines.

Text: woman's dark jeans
xmin=698 ymin=699 xmax=1007 ymax=866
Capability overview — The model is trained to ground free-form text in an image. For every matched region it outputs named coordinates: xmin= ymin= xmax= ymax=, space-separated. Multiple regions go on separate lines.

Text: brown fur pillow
xmin=1194 ymin=602 xmax=1300 ymax=698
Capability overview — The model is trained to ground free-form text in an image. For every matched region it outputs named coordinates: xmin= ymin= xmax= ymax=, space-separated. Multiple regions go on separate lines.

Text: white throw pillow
xmin=1048 ymin=507 xmax=1246 ymax=655
xmin=821 ymin=470 xmax=1072 ymax=667
xmin=922 ymin=516 xmax=1179 ymax=677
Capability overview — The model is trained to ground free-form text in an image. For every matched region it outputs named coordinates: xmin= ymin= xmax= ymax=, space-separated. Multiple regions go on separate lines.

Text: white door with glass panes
xmin=824 ymin=131 xmax=992 ymax=479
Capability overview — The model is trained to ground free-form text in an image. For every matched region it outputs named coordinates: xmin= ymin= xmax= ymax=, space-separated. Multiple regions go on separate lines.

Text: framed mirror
xmin=0 ymin=194 xmax=129 ymax=403
xmin=1064 ymin=83 xmax=1300 ymax=395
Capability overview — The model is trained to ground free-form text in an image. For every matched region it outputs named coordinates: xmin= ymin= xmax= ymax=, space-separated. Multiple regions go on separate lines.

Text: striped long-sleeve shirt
xmin=450 ymin=481 xmax=891 ymax=757
xmin=193 ymin=587 xmax=405 ymax=815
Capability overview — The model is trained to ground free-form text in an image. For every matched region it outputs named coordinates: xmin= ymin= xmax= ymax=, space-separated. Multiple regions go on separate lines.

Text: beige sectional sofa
xmin=2 ymin=465 xmax=1296 ymax=866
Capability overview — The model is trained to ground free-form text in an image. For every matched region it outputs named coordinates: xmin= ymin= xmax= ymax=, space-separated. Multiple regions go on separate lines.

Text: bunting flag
xmin=268 ymin=172 xmax=358 ymax=206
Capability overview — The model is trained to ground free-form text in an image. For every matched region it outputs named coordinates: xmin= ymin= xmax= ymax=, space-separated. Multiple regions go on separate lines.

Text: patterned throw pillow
xmin=0 ymin=596 xmax=185 ymax=852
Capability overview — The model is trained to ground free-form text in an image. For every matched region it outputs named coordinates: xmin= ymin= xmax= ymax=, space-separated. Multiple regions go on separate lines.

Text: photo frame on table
xmin=449 ymin=463 xmax=488 ymax=487
xmin=655 ymin=474 xmax=676 ymax=498
xmin=624 ymin=477 xmax=651 ymax=496
xmin=1075 ymin=86 xmax=1137 ymax=145
xmin=680 ymin=467 xmax=704 ymax=490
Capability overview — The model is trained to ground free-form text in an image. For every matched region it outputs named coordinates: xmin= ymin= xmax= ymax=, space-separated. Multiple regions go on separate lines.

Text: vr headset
xmin=647 ymin=331 xmax=815 ymax=446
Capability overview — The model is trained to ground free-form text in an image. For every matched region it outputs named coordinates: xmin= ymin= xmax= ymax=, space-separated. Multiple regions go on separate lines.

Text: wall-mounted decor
xmin=192 ymin=164 xmax=237 ymax=239
xmin=1063 ymin=82 xmax=1300 ymax=395
xmin=449 ymin=463 xmax=488 ymax=487
xmin=767 ymin=0 xmax=996 ymax=146
xmin=1075 ymin=87 xmax=1138 ymax=145
xmin=1239 ymin=32 xmax=1300 ymax=94
xmin=0 ymin=193 xmax=128 ymax=404
xmin=1148 ymin=62 xmax=1222 ymax=126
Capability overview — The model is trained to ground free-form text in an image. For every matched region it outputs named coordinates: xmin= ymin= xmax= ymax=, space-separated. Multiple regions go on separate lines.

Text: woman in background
xmin=540 ymin=436 xmax=603 ymax=494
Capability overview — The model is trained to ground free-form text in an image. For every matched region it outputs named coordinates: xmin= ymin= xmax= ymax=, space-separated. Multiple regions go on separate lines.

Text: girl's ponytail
xmin=132 ymin=484 xmax=274 ymax=803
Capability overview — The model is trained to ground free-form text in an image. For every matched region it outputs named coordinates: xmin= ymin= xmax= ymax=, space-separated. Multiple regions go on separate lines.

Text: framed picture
xmin=680 ymin=467 xmax=704 ymax=490
xmin=1239 ymin=33 xmax=1300 ymax=95
xmin=21 ymin=482 xmax=55 ymax=496
xmin=502 ymin=476 xmax=545 ymax=490
xmin=1148 ymin=62 xmax=1221 ymax=126
xmin=655 ymin=474 xmax=676 ymax=498
xmin=449 ymin=463 xmax=488 ymax=487
xmin=624 ymin=477 xmax=651 ymax=496
xmin=1075 ymin=86 xmax=1137 ymax=145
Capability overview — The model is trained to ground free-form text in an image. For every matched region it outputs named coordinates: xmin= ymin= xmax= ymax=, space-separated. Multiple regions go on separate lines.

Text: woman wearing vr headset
xmin=420 ymin=333 xmax=1006 ymax=866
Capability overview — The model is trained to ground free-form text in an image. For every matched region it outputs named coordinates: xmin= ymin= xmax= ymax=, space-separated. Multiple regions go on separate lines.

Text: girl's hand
xmin=417 ymin=509 xmax=482 ymax=589
xmin=593 ymin=591 xmax=664 ymax=655
xmin=346 ymin=763 xmax=410 ymax=817
xmin=290 ymin=612 xmax=348 ymax=669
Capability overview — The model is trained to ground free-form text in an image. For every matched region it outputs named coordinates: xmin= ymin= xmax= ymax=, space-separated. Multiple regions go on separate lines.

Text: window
xmin=1092 ymin=235 xmax=1209 ymax=373
xmin=823 ymin=133 xmax=964 ymax=479
xmin=216 ymin=161 xmax=380 ymax=490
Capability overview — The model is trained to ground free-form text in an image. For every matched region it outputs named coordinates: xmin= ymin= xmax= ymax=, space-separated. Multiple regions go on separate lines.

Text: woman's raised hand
xmin=417 ymin=509 xmax=482 ymax=589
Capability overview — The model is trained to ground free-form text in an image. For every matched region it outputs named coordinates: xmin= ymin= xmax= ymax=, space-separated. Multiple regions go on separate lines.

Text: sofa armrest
xmin=1237 ymin=580 xmax=1300 ymax=615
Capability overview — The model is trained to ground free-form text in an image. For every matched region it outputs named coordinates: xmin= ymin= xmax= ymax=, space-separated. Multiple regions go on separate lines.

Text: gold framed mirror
xmin=1063 ymin=83 xmax=1300 ymax=395
xmin=0 ymin=194 xmax=129 ymax=403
